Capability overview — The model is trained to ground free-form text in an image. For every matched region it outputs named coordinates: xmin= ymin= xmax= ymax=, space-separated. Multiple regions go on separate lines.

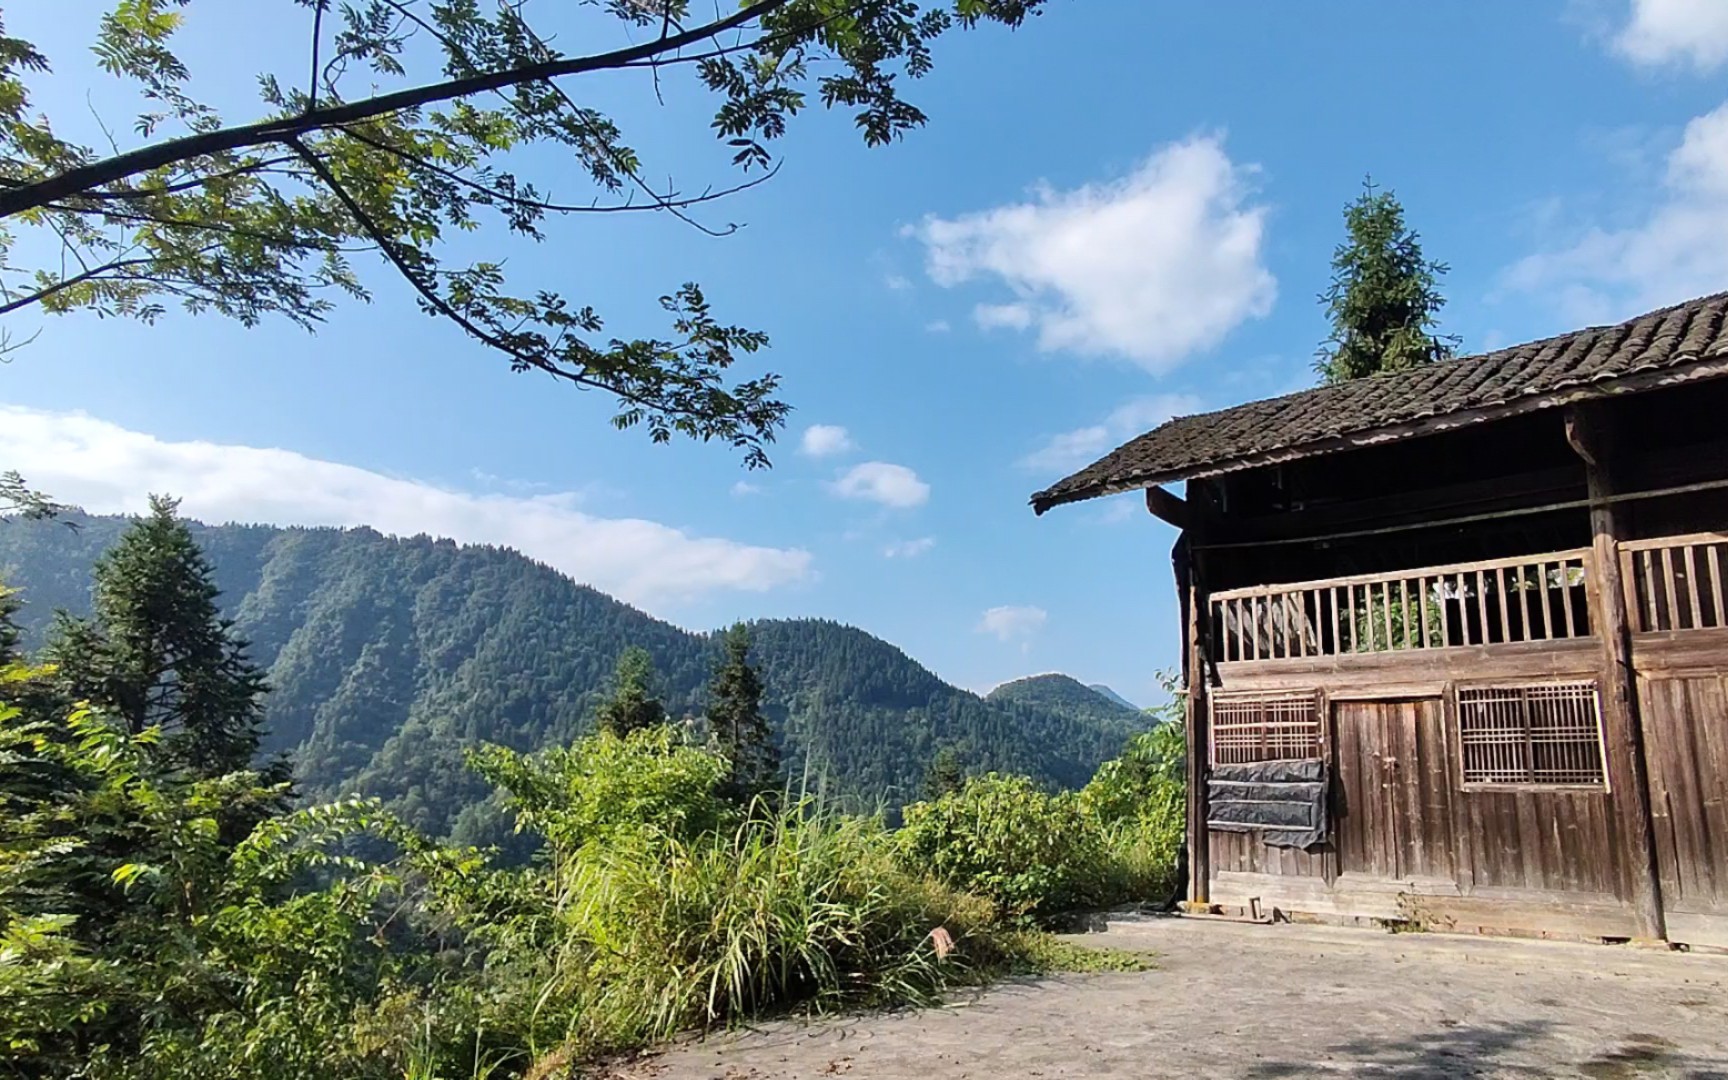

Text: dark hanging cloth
xmin=1206 ymin=759 xmax=1328 ymax=850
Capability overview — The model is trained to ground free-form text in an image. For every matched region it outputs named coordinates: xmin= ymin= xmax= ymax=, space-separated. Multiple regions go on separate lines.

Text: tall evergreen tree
xmin=42 ymin=495 xmax=268 ymax=777
xmin=922 ymin=747 xmax=966 ymax=801
xmin=1316 ymin=179 xmax=1458 ymax=384
xmin=594 ymin=646 xmax=667 ymax=738
xmin=706 ymin=624 xmax=779 ymax=802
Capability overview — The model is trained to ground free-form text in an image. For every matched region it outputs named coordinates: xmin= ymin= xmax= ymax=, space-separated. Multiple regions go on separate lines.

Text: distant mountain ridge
xmin=1088 ymin=683 xmax=1140 ymax=712
xmin=984 ymin=673 xmax=1145 ymax=730
xmin=0 ymin=513 xmax=1147 ymax=840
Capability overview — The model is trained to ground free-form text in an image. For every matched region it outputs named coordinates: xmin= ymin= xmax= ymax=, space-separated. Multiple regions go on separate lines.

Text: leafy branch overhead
xmin=0 ymin=0 xmax=1048 ymax=467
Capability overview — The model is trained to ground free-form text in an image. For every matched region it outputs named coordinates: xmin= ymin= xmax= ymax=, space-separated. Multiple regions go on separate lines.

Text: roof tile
xmin=1030 ymin=291 xmax=1728 ymax=514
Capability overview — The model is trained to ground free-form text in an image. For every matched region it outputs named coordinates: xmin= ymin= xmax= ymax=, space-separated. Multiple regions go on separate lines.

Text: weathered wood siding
xmin=1638 ymin=667 xmax=1728 ymax=924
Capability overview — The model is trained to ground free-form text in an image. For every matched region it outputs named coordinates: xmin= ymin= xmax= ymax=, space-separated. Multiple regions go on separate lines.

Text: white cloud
xmin=730 ymin=480 xmax=764 ymax=497
xmin=1614 ymin=0 xmax=1728 ymax=71
xmin=908 ymin=135 xmax=1276 ymax=370
xmin=1020 ymin=393 xmax=1204 ymax=474
xmin=799 ymin=424 xmax=856 ymax=458
xmin=976 ymin=605 xmax=1047 ymax=642
xmin=882 ymin=537 xmax=935 ymax=558
xmin=1506 ymin=101 xmax=1728 ymax=318
xmin=924 ymin=319 xmax=952 ymax=334
xmin=0 ymin=405 xmax=813 ymax=610
xmin=884 ymin=272 xmax=913 ymax=291
xmin=828 ymin=461 xmax=930 ymax=509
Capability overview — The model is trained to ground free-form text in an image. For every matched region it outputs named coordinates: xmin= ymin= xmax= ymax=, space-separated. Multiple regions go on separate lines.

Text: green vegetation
xmin=0 ymin=513 xmax=1143 ymax=837
xmin=0 ymin=509 xmax=1186 ymax=1077
xmin=706 ymin=624 xmax=780 ymax=804
xmin=1315 ymin=178 xmax=1458 ymax=384
xmin=593 ymin=647 xmax=669 ymax=739
xmin=986 ymin=673 xmax=1147 ymax=731
xmin=900 ymin=716 xmax=1185 ymax=925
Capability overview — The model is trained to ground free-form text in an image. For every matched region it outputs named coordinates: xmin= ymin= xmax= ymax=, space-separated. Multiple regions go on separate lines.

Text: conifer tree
xmin=594 ymin=646 xmax=667 ymax=738
xmin=42 ymin=495 xmax=268 ymax=777
xmin=1316 ymin=178 xmax=1458 ymax=384
xmin=707 ymin=624 xmax=779 ymax=802
xmin=922 ymin=746 xmax=966 ymax=801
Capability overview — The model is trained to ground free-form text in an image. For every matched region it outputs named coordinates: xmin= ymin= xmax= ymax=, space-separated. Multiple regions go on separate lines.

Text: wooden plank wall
xmin=1456 ymin=788 xmax=1623 ymax=896
xmin=1637 ymin=669 xmax=1728 ymax=917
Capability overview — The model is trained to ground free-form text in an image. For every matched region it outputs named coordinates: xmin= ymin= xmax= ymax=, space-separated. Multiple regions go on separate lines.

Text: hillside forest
xmin=0 ymin=499 xmax=1186 ymax=1079
xmin=0 ymin=511 xmax=1151 ymax=841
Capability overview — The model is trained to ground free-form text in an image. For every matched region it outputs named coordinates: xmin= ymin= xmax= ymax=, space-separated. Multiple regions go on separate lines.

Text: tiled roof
xmin=1030 ymin=291 xmax=1728 ymax=515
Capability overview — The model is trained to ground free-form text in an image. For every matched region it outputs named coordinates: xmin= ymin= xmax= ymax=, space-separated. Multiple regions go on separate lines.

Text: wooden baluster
xmin=1711 ymin=544 xmax=1727 ymax=629
xmin=1662 ymin=547 xmax=1682 ymax=634
xmin=1560 ymin=560 xmax=1578 ymax=637
xmin=1642 ymin=549 xmax=1659 ymax=632
xmin=1495 ymin=566 xmax=1511 ymax=643
xmin=1539 ymin=562 xmax=1555 ymax=641
xmin=1479 ymin=570 xmax=1492 ymax=642
xmin=1439 ymin=573 xmax=1452 ymax=646
xmin=1684 ymin=544 xmax=1703 ymax=631
xmin=1380 ymin=580 xmax=1393 ymax=653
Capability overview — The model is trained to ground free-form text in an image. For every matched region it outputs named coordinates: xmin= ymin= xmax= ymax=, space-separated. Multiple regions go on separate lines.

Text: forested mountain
xmin=0 ymin=513 xmax=1146 ymax=839
xmin=1089 ymin=683 xmax=1141 ymax=712
xmin=986 ymin=673 xmax=1146 ymax=731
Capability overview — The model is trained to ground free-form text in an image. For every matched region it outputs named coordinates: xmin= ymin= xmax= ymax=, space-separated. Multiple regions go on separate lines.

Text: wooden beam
xmin=1565 ymin=402 xmax=1668 ymax=944
xmin=1145 ymin=485 xmax=1189 ymax=529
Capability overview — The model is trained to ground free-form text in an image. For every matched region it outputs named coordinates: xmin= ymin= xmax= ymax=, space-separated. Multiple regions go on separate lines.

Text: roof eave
xmin=1028 ymin=351 xmax=1728 ymax=516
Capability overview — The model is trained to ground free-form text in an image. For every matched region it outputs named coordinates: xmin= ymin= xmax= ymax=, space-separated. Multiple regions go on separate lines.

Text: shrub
xmin=897 ymin=773 xmax=1109 ymax=921
xmin=466 ymin=725 xmax=733 ymax=858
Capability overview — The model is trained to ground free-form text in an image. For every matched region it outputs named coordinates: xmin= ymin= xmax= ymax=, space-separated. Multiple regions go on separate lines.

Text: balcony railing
xmin=1209 ymin=548 xmax=1594 ymax=663
xmin=1621 ymin=532 xmax=1728 ymax=633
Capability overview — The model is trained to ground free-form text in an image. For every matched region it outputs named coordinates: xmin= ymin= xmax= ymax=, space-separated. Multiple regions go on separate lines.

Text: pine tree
xmin=42 ymin=495 xmax=269 ymax=777
xmin=707 ymin=624 xmax=778 ymax=802
xmin=594 ymin=646 xmax=667 ymax=738
xmin=922 ymin=747 xmax=965 ymax=800
xmin=1316 ymin=178 xmax=1459 ymax=384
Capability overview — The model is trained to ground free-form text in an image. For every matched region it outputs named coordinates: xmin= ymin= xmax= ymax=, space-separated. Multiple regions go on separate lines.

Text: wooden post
xmin=1172 ymin=530 xmax=1212 ymax=908
xmin=1565 ymin=403 xmax=1667 ymax=943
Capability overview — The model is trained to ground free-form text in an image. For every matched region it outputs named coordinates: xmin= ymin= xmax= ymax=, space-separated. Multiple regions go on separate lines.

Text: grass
xmin=999 ymin=931 xmax=1157 ymax=974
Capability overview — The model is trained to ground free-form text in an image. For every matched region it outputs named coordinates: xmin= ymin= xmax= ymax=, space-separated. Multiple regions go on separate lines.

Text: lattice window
xmin=1456 ymin=682 xmax=1606 ymax=786
xmin=1211 ymin=692 xmax=1322 ymax=766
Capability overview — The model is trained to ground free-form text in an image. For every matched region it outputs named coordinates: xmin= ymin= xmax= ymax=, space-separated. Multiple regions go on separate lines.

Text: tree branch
xmin=0 ymin=254 xmax=196 ymax=316
xmin=285 ymin=137 xmax=713 ymax=424
xmin=332 ymin=124 xmax=778 ymax=217
xmin=0 ymin=0 xmax=786 ymax=218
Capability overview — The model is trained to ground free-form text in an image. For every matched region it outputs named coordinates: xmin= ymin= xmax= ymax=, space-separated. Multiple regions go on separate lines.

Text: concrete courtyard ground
xmin=610 ymin=916 xmax=1728 ymax=1079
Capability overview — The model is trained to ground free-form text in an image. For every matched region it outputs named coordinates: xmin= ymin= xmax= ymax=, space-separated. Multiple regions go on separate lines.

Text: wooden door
xmin=1638 ymin=674 xmax=1728 ymax=945
xmin=1334 ymin=698 xmax=1458 ymax=883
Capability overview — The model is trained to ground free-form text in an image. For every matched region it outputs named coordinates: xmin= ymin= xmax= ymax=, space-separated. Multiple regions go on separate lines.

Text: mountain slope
xmin=986 ymin=673 xmax=1145 ymax=734
xmin=0 ymin=513 xmax=1144 ymax=837
xmin=1088 ymin=683 xmax=1141 ymax=712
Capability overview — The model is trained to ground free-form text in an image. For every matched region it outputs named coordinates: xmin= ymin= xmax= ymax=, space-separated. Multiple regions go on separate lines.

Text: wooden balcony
xmin=1208 ymin=548 xmax=1596 ymax=666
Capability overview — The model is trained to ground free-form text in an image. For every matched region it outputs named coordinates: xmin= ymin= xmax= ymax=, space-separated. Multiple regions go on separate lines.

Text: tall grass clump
xmin=534 ymin=799 xmax=995 ymax=1055
xmin=460 ymin=734 xmax=1004 ymax=1066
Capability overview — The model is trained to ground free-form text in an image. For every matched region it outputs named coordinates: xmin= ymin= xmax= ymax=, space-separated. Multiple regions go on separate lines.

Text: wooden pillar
xmin=1173 ymin=533 xmax=1212 ymax=908
xmin=1566 ymin=403 xmax=1667 ymax=943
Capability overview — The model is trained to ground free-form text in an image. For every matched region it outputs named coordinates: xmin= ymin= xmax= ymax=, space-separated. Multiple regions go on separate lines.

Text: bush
xmin=898 ymin=773 xmax=1109 ymax=921
xmin=900 ymin=715 xmax=1187 ymax=923
xmin=466 ymin=725 xmax=734 ymax=857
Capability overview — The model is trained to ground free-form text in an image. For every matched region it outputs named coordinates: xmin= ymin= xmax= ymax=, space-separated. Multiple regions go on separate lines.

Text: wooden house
xmin=1031 ymin=292 xmax=1728 ymax=948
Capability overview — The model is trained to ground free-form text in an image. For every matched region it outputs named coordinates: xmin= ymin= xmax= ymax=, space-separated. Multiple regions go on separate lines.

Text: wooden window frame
xmin=1209 ymin=690 xmax=1324 ymax=768
xmin=1453 ymin=680 xmax=1609 ymax=791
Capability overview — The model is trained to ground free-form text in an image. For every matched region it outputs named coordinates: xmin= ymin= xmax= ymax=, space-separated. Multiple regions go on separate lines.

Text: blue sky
xmin=4 ymin=1 xmax=1728 ymax=705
